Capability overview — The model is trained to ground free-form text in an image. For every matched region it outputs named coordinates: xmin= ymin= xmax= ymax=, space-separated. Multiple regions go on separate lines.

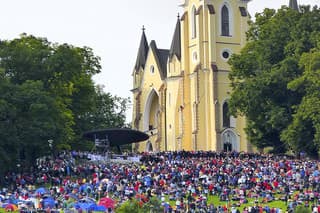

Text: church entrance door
xmin=222 ymin=130 xmax=238 ymax=152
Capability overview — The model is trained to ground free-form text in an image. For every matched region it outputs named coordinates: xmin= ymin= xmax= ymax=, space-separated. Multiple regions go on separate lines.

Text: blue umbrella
xmin=92 ymin=205 xmax=107 ymax=212
xmin=79 ymin=183 xmax=93 ymax=193
xmin=3 ymin=197 xmax=18 ymax=205
xmin=43 ymin=197 xmax=55 ymax=208
xmin=67 ymin=193 xmax=79 ymax=200
xmin=2 ymin=203 xmax=9 ymax=208
xmin=74 ymin=202 xmax=96 ymax=211
xmin=35 ymin=187 xmax=47 ymax=195
xmin=144 ymin=176 xmax=152 ymax=187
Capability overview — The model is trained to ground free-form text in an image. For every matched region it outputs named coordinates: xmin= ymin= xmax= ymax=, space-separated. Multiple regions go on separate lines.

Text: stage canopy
xmin=82 ymin=128 xmax=149 ymax=147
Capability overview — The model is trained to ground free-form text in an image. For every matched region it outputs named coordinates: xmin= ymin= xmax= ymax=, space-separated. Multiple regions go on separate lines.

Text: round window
xmin=222 ymin=51 xmax=230 ymax=59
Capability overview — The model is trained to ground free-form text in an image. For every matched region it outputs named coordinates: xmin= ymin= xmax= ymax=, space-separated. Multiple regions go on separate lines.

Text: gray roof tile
xmin=150 ymin=40 xmax=169 ymax=79
xmin=134 ymin=29 xmax=149 ymax=70
xmin=169 ymin=18 xmax=181 ymax=62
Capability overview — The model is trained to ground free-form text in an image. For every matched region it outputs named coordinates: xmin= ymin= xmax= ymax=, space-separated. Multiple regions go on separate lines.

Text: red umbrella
xmin=5 ymin=204 xmax=18 ymax=211
xmin=98 ymin=197 xmax=116 ymax=209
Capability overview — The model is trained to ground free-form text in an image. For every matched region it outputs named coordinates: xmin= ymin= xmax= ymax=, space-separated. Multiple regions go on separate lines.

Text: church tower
xmin=289 ymin=0 xmax=299 ymax=11
xmin=175 ymin=0 xmax=251 ymax=151
xmin=132 ymin=0 xmax=253 ymax=152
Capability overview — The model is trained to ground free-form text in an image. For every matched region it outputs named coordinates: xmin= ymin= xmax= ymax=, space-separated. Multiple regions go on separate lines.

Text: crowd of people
xmin=1 ymin=150 xmax=320 ymax=212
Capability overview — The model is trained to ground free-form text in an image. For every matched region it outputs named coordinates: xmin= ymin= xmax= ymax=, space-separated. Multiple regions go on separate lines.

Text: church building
xmin=131 ymin=0 xmax=298 ymax=152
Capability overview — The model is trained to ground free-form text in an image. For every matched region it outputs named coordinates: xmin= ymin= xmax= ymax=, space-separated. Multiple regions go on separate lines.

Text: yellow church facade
xmin=131 ymin=0 xmax=254 ymax=152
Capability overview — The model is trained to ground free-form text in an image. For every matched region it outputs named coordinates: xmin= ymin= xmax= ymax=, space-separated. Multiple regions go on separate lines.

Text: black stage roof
xmin=82 ymin=128 xmax=149 ymax=146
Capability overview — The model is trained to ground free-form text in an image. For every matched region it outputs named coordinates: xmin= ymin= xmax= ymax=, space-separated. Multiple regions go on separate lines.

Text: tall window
xmin=191 ymin=6 xmax=197 ymax=38
xmin=221 ymin=5 xmax=230 ymax=36
xmin=223 ymin=102 xmax=230 ymax=127
xmin=192 ymin=102 xmax=197 ymax=131
xmin=179 ymin=106 xmax=184 ymax=135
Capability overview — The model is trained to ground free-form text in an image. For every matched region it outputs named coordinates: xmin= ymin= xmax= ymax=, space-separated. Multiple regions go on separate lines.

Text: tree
xmin=294 ymin=206 xmax=311 ymax=213
xmin=115 ymin=199 xmax=141 ymax=213
xmin=0 ymin=34 xmax=129 ymax=177
xmin=281 ymin=48 xmax=320 ymax=157
xmin=228 ymin=5 xmax=320 ymax=154
xmin=115 ymin=197 xmax=163 ymax=213
xmin=141 ymin=197 xmax=164 ymax=213
xmin=72 ymin=85 xmax=130 ymax=150
xmin=0 ymin=34 xmax=102 ymax=152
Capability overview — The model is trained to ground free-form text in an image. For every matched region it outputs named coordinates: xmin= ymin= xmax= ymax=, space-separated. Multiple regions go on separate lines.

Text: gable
xmin=141 ymin=43 xmax=166 ymax=88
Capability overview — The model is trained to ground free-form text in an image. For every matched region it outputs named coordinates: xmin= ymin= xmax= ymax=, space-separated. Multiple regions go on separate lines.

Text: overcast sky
xmin=0 ymin=0 xmax=318 ymax=121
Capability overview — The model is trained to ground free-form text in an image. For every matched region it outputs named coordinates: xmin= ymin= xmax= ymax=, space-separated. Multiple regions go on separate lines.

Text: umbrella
xmin=144 ymin=176 xmax=152 ymax=187
xmin=98 ymin=197 xmax=116 ymax=209
xmin=74 ymin=202 xmax=96 ymax=211
xmin=83 ymin=128 xmax=149 ymax=146
xmin=79 ymin=197 xmax=96 ymax=204
xmin=35 ymin=187 xmax=47 ymax=195
xmin=2 ymin=203 xmax=9 ymax=208
xmin=5 ymin=203 xmax=18 ymax=211
xmin=66 ymin=193 xmax=79 ymax=201
xmin=3 ymin=198 xmax=18 ymax=205
xmin=25 ymin=198 xmax=39 ymax=209
xmin=43 ymin=197 xmax=55 ymax=208
xmin=200 ymin=175 xmax=208 ymax=179
xmin=79 ymin=183 xmax=93 ymax=193
xmin=92 ymin=205 xmax=107 ymax=212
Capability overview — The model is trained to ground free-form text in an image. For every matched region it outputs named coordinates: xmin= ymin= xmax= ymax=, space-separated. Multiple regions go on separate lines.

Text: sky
xmin=0 ymin=0 xmax=318 ymax=122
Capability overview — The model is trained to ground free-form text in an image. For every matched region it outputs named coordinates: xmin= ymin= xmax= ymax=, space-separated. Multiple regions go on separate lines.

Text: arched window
xmin=191 ymin=6 xmax=197 ymax=38
xmin=221 ymin=5 xmax=230 ymax=36
xmin=223 ymin=102 xmax=230 ymax=127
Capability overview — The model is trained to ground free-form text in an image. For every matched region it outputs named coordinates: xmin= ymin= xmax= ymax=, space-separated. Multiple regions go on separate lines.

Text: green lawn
xmin=168 ymin=195 xmax=288 ymax=211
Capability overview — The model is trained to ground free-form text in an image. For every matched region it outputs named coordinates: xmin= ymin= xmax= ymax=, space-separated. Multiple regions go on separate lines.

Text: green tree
xmin=281 ymin=48 xmax=320 ymax=157
xmin=72 ymin=85 xmax=130 ymax=150
xmin=141 ymin=197 xmax=164 ymax=213
xmin=115 ymin=197 xmax=163 ymax=213
xmin=294 ymin=205 xmax=312 ymax=213
xmin=0 ymin=69 xmax=19 ymax=175
xmin=115 ymin=199 xmax=141 ymax=213
xmin=0 ymin=34 xmax=101 ymax=151
xmin=0 ymin=34 xmax=129 ymax=177
xmin=228 ymin=5 xmax=320 ymax=153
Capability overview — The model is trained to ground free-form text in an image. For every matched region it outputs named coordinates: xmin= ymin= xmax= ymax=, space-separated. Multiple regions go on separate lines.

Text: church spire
xmin=289 ymin=0 xmax=299 ymax=11
xmin=134 ymin=26 xmax=149 ymax=70
xmin=169 ymin=15 xmax=181 ymax=61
